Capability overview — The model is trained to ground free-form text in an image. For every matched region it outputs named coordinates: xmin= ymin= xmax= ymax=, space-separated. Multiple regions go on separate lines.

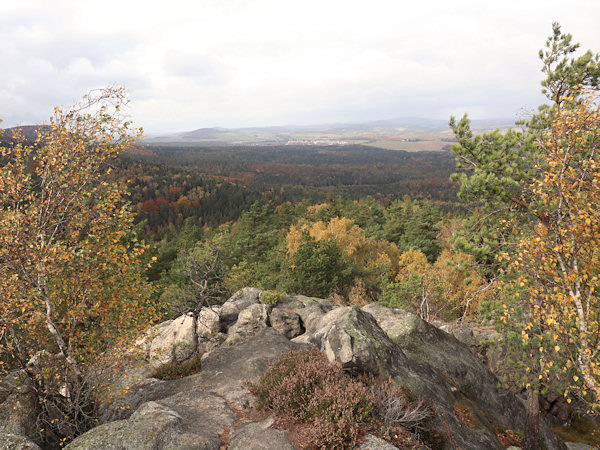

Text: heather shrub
xmin=250 ymin=347 xmax=375 ymax=449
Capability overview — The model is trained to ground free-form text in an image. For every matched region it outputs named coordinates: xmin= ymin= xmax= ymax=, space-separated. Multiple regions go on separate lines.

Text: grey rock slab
xmin=228 ymin=417 xmax=294 ymax=450
xmin=269 ymin=307 xmax=304 ymax=339
xmin=67 ymin=397 xmax=232 ymax=450
xmin=0 ymin=434 xmax=42 ymax=450
xmin=225 ymin=303 xmax=270 ymax=346
xmin=104 ymin=328 xmax=308 ymax=424
xmin=183 ymin=327 xmax=309 ymax=408
xmin=220 ymin=287 xmax=263 ymax=330
xmin=565 ymin=443 xmax=595 ymax=450
xmin=355 ymin=434 xmax=398 ymax=450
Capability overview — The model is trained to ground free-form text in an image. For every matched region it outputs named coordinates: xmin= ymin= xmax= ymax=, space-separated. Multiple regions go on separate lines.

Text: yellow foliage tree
xmin=512 ymin=90 xmax=600 ymax=407
xmin=0 ymin=88 xmax=159 ymax=441
xmin=287 ymin=217 xmax=400 ymax=278
xmin=286 ymin=217 xmax=400 ymax=302
xmin=386 ymin=248 xmax=492 ymax=321
xmin=395 ymin=248 xmax=429 ymax=283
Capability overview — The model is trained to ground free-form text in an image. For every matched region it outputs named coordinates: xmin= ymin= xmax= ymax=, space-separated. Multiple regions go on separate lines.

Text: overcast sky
xmin=1 ymin=1 xmax=599 ymax=133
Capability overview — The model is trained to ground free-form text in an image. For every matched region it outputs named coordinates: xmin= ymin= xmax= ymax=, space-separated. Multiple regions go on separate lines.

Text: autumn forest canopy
xmin=2 ymin=23 xmax=600 ymax=447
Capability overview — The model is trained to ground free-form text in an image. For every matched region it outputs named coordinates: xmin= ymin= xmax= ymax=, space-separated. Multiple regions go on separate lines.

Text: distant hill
xmin=144 ymin=117 xmax=516 ymax=152
xmin=0 ymin=125 xmax=50 ymax=145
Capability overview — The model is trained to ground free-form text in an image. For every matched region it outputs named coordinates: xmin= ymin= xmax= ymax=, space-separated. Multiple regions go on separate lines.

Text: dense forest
xmin=120 ymin=144 xmax=457 ymax=240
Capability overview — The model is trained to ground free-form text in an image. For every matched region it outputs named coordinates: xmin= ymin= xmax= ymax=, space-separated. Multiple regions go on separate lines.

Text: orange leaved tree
xmin=0 ymin=88 xmax=159 ymax=443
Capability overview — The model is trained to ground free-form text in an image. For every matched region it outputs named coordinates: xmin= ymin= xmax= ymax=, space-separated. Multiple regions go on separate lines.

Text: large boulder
xmin=362 ymin=304 xmax=566 ymax=450
xmin=228 ymin=417 xmax=294 ymax=450
xmin=67 ymin=397 xmax=233 ymax=450
xmin=0 ymin=434 xmax=42 ymax=450
xmin=149 ymin=314 xmax=196 ymax=368
xmin=0 ymin=373 xmax=40 ymax=442
xmin=219 ymin=287 xmax=262 ymax=330
xmin=293 ymin=306 xmax=408 ymax=378
xmin=225 ymin=302 xmax=270 ymax=346
xmin=196 ymin=306 xmax=221 ymax=336
xmin=278 ymin=295 xmax=334 ymax=333
xmin=269 ymin=307 xmax=304 ymax=339
xmin=356 ymin=434 xmax=399 ymax=450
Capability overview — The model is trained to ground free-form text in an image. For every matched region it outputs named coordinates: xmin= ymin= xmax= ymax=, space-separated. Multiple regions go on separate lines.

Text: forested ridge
xmin=118 ymin=143 xmax=457 ymax=240
xmin=1 ymin=23 xmax=600 ymax=448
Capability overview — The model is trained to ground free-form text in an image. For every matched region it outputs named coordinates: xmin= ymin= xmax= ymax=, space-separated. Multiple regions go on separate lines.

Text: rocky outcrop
xmin=0 ymin=373 xmax=40 ymax=442
xmin=67 ymin=328 xmax=307 ymax=449
xmin=5 ymin=288 xmax=571 ymax=449
xmin=149 ymin=314 xmax=196 ymax=368
xmin=362 ymin=304 xmax=565 ymax=450
xmin=269 ymin=307 xmax=303 ymax=339
xmin=219 ymin=287 xmax=262 ymax=330
xmin=225 ymin=302 xmax=270 ymax=345
xmin=0 ymin=434 xmax=42 ymax=450
xmin=292 ymin=305 xmax=409 ymax=378
xmin=228 ymin=417 xmax=295 ymax=450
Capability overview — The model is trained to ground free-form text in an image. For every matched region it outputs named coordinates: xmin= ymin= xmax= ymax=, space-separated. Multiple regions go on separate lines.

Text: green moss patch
xmin=552 ymin=413 xmax=600 ymax=447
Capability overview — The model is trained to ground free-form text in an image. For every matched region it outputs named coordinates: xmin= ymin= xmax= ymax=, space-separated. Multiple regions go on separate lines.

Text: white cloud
xmin=1 ymin=0 xmax=599 ymax=132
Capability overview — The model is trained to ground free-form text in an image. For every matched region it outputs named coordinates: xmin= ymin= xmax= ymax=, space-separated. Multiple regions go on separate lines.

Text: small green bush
xmin=261 ymin=290 xmax=287 ymax=306
xmin=150 ymin=354 xmax=203 ymax=380
xmin=250 ymin=347 xmax=375 ymax=449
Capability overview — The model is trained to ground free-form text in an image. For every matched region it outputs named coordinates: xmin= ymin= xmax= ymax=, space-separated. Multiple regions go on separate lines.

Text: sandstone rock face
xmin=219 ymin=287 xmax=262 ymax=330
xmin=225 ymin=302 xmax=270 ymax=345
xmin=269 ymin=307 xmax=303 ymax=339
xmin=228 ymin=417 xmax=294 ymax=450
xmin=149 ymin=314 xmax=196 ymax=368
xmin=196 ymin=307 xmax=221 ymax=336
xmin=0 ymin=373 xmax=40 ymax=442
xmin=0 ymin=434 xmax=42 ymax=450
xmin=196 ymin=332 xmax=227 ymax=356
xmin=293 ymin=305 xmax=408 ymax=378
xmin=279 ymin=295 xmax=334 ymax=334
xmin=362 ymin=303 xmax=566 ymax=450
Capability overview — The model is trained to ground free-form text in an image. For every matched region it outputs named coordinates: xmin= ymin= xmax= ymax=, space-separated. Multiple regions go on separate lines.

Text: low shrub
xmin=250 ymin=347 xmax=375 ymax=449
xmin=552 ymin=413 xmax=600 ymax=447
xmin=260 ymin=290 xmax=287 ymax=306
xmin=372 ymin=382 xmax=431 ymax=434
xmin=150 ymin=354 xmax=203 ymax=380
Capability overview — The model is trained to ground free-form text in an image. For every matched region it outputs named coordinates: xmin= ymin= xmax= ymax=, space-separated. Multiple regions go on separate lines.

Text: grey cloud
xmin=162 ymin=51 xmax=232 ymax=84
